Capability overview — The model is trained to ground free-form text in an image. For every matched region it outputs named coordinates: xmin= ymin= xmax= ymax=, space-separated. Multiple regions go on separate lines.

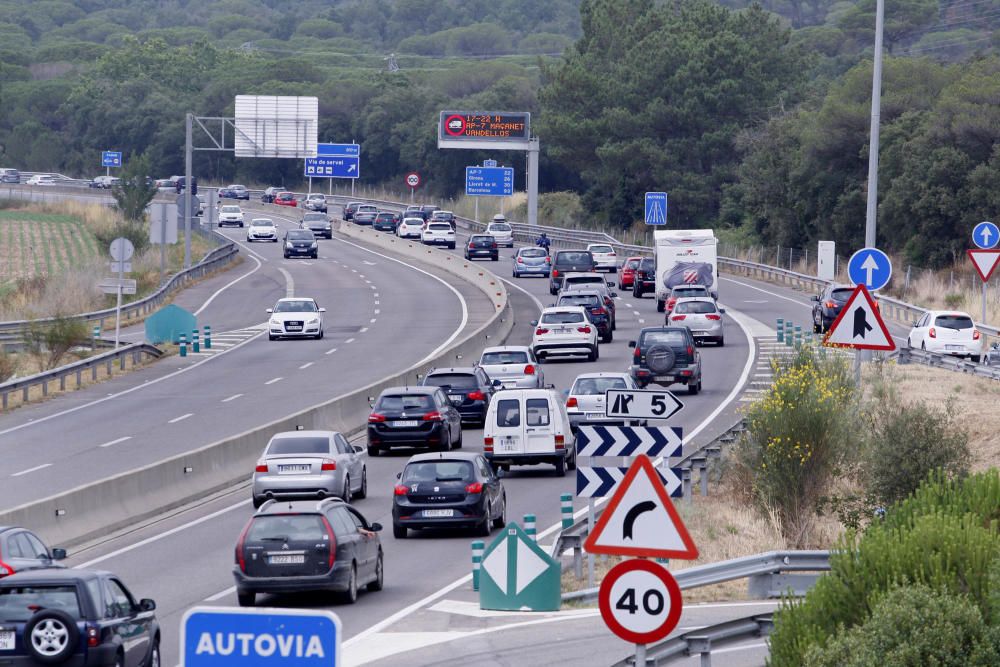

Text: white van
xmin=483 ymin=389 xmax=576 ymax=475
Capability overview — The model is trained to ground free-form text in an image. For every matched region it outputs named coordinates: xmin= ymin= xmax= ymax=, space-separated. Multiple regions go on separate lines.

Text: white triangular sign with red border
xmin=968 ymin=249 xmax=1000 ymax=283
xmin=823 ymin=284 xmax=895 ymax=351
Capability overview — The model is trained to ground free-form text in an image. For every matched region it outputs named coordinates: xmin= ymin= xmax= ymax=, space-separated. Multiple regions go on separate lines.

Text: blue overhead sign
xmin=466 ymin=166 xmax=513 ymax=196
xmin=847 ymin=247 xmax=892 ymax=291
xmin=645 ymin=192 xmax=667 ymax=225
xmin=181 ymin=607 xmax=341 ymax=667
xmin=317 ymin=143 xmax=359 ymax=157
xmin=483 ymin=159 xmax=498 ymax=167
xmin=973 ymin=221 xmax=999 ymax=250
xmin=102 ymin=151 xmax=122 ymax=167
xmin=306 ymin=143 xmax=360 ymax=179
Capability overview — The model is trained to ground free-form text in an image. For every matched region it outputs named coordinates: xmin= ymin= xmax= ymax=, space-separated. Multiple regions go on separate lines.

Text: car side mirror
xmin=496 ymin=468 xmax=506 ymax=479
xmin=139 ymin=599 xmax=156 ymax=612
xmin=266 ymin=308 xmax=273 ymax=314
xmin=530 ymin=320 xmax=538 ymax=326
xmin=370 ymin=522 xmax=383 ymax=532
xmin=719 ymin=308 xmax=726 ymax=314
xmin=353 ymin=445 xmax=364 ymax=454
xmin=50 ymin=548 xmax=67 ymax=561
xmin=318 ymin=307 xmax=326 ymax=312
xmin=493 ymin=380 xmax=502 ymax=387
xmin=628 ymin=341 xmax=637 ymax=348
xmin=395 ymin=471 xmax=402 ymax=480
xmin=607 ymin=281 xmax=615 ymax=288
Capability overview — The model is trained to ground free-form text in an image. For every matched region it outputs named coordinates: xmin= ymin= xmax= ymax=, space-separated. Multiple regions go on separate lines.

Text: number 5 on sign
xmin=599 ymin=559 xmax=683 ymax=645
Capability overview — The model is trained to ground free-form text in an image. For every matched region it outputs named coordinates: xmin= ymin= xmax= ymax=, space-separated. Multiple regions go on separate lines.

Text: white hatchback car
xmin=26 ymin=174 xmax=56 ymax=186
xmin=421 ymin=222 xmax=456 ymax=248
xmin=587 ymin=243 xmax=618 ymax=272
xmin=218 ymin=205 xmax=245 ymax=227
xmin=246 ymin=218 xmax=278 ymax=242
xmin=565 ymin=372 xmax=642 ymax=432
xmin=486 ymin=222 xmax=514 ymax=247
xmin=397 ymin=217 xmax=424 ymax=239
xmin=266 ymin=297 xmax=326 ymax=340
xmin=478 ymin=346 xmax=544 ymax=389
xmin=667 ymin=297 xmax=725 ymax=346
xmin=530 ymin=306 xmax=599 ymax=362
xmin=907 ymin=310 xmax=982 ymax=361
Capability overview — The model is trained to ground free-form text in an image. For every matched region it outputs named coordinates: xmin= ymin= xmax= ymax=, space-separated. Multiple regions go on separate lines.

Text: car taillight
xmin=368 ymin=413 xmax=387 ymax=423
xmin=394 ymin=485 xmax=409 ymax=496
xmin=321 ymin=515 xmax=337 ymax=568
xmin=517 ymin=257 xmax=524 ymax=263
xmin=566 ymin=397 xmax=578 ymax=408
xmin=254 ymin=463 xmax=268 ymax=473
xmin=492 ymin=242 xmax=498 ymax=248
xmin=594 ymin=307 xmax=607 ymax=315
xmin=672 ymin=315 xmax=686 ymax=321
xmin=824 ymin=301 xmax=837 ymax=309
xmin=552 ymin=269 xmax=560 ymax=277
xmin=524 ymin=364 xmax=535 ymax=375
xmin=578 ymin=326 xmax=592 ymax=333
xmin=321 ymin=460 xmax=336 ymax=471
xmin=680 ymin=370 xmax=692 ymax=377
xmin=468 ymin=391 xmax=485 ymax=401
xmin=484 ymin=436 xmax=494 ymax=452
xmin=536 ymin=328 xmax=549 ymax=335
xmin=706 ymin=314 xmax=721 ymax=320
xmin=634 ymin=347 xmax=641 ymax=360
xmin=554 ymin=434 xmax=565 ymax=450
xmin=545 ymin=256 xmax=551 ymax=264
xmin=468 ymin=243 xmax=475 ymax=249
xmin=929 ymin=327 xmax=937 ymax=338
xmin=687 ymin=346 xmax=694 ymax=355
xmin=424 ymin=411 xmax=443 ymax=421
xmin=465 ymin=482 xmax=483 ymax=494
xmin=86 ymin=625 xmax=99 ymax=648
xmin=235 ymin=520 xmax=252 ymax=573
xmin=974 ymin=329 xmax=981 ymax=340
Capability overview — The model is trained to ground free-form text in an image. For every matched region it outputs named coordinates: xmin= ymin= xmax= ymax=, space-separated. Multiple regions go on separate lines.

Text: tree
xmin=111 ymin=152 xmax=156 ymax=223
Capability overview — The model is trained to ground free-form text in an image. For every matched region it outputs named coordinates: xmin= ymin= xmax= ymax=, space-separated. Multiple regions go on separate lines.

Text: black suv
xmin=367 ymin=386 xmax=463 ymax=455
xmin=557 ymin=290 xmax=613 ymax=343
xmin=811 ymin=283 xmax=857 ymax=333
xmin=0 ymin=526 xmax=66 ymax=577
xmin=420 ymin=367 xmax=496 ymax=426
xmin=0 ymin=569 xmax=159 ymax=667
xmin=549 ymin=250 xmax=596 ymax=295
xmin=629 ymin=326 xmax=703 ymax=394
xmin=632 ymin=257 xmax=656 ymax=298
xmin=234 ymin=498 xmax=383 ymax=606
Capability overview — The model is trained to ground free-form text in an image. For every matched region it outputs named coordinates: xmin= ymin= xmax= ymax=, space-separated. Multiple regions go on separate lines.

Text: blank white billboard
xmin=234 ymin=95 xmax=318 ymax=158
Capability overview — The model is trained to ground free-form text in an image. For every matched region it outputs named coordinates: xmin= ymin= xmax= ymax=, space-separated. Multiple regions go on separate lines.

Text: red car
xmin=618 ymin=256 xmax=642 ymax=289
xmin=274 ymin=191 xmax=298 ymax=207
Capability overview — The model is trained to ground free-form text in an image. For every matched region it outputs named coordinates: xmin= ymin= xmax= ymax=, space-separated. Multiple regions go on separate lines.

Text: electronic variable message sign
xmin=439 ymin=112 xmax=530 ymax=143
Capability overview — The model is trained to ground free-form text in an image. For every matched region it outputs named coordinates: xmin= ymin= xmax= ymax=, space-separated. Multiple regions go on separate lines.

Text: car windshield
xmin=672 ymin=287 xmax=707 ymax=298
xmin=559 ymin=295 xmax=601 ymax=307
xmin=402 ymin=461 xmax=475 ymax=484
xmin=642 ymin=330 xmax=687 ymax=346
xmin=267 ymin=436 xmax=328 ymax=455
xmin=489 ymin=224 xmax=511 ymax=232
xmin=221 ymin=206 xmax=240 ymax=213
xmin=830 ymin=288 xmax=854 ymax=302
xmin=251 ymin=219 xmax=274 ymax=226
xmin=358 ymin=205 xmax=377 ymax=212
xmin=572 ymin=377 xmax=628 ymax=394
xmin=480 ymin=351 xmax=529 ymax=365
xmin=287 ymin=231 xmax=313 ymax=240
xmin=556 ymin=252 xmax=592 ymax=264
xmin=566 ymin=276 xmax=603 ymax=284
xmin=471 ymin=236 xmax=493 ymax=243
xmin=0 ymin=585 xmax=82 ymax=622
xmin=425 ymin=373 xmax=477 ymax=389
xmin=520 ymin=249 xmax=546 ymax=258
xmin=273 ymin=300 xmax=318 ymax=313
xmin=935 ymin=315 xmax=974 ymax=330
xmin=541 ymin=311 xmax=585 ymax=324
xmin=247 ymin=515 xmax=326 ymax=542
xmin=625 ymin=258 xmax=641 ymax=268
xmin=675 ymin=301 xmax=717 ymax=314
xmin=590 ymin=245 xmax=613 ymax=253
xmin=639 ymin=259 xmax=654 ymax=269
xmin=377 ymin=394 xmax=433 ymax=411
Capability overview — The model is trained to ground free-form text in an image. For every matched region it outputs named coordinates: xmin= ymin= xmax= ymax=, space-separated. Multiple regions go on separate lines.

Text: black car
xmin=420 ymin=204 xmax=440 ymax=220
xmin=549 ymin=250 xmax=596 ymax=295
xmin=465 ymin=235 xmax=498 ymax=261
xmin=811 ymin=283 xmax=857 ymax=333
xmin=353 ymin=211 xmax=377 ymax=226
xmin=628 ymin=326 xmax=703 ymax=394
xmin=283 ymin=229 xmax=318 ymax=259
xmin=392 ymin=452 xmax=506 ymax=538
xmin=261 ymin=186 xmax=282 ymax=203
xmin=300 ymin=212 xmax=332 ymax=239
xmin=0 ymin=526 xmax=66 ymax=577
xmin=632 ymin=257 xmax=656 ymax=298
xmin=0 ymin=569 xmax=159 ymax=667
xmin=557 ymin=290 xmax=613 ymax=343
xmin=343 ymin=202 xmax=362 ymax=221
xmin=234 ymin=498 xmax=382 ymax=606
xmin=367 ymin=386 xmax=463 ymax=455
xmin=430 ymin=211 xmax=455 ymax=226
xmin=404 ymin=206 xmax=428 ymax=222
xmin=373 ymin=212 xmax=400 ymax=232
xmin=420 ymin=367 xmax=496 ymax=426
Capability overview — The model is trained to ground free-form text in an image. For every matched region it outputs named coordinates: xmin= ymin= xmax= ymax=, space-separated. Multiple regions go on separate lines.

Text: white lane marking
xmin=498 ymin=276 xmax=544 ymax=313
xmin=277 ymin=267 xmax=295 ymax=297
xmin=299 ymin=362 xmax=314 ymax=370
xmin=364 ymin=280 xmax=372 ymax=284
xmin=638 ymin=318 xmax=646 ymax=324
xmin=359 ymin=327 xmax=369 ymax=333
xmin=373 ymin=293 xmax=379 ymax=298
xmin=204 ymin=586 xmax=236 ymax=602
xmin=325 ymin=348 xmax=338 ymax=355
xmin=227 ymin=237 xmax=268 ymax=262
xmin=345 ymin=337 xmax=356 ymax=343
xmin=168 ymin=413 xmax=193 ymax=424
xmin=373 ymin=309 xmax=380 ymax=315
xmin=264 ymin=377 xmax=283 ymax=385
xmin=374 ymin=300 xmax=380 ymax=305
xmin=351 ymin=269 xmax=358 ymax=273
xmin=363 ymin=261 xmax=376 ymax=265
xmin=369 ymin=318 xmax=377 ymax=323
xmin=99 ymin=436 xmax=132 ymax=449
xmin=221 ymin=394 xmax=243 ymax=403
xmin=11 ymin=463 xmax=52 ymax=477
xmin=193 ymin=251 xmax=263 ymax=316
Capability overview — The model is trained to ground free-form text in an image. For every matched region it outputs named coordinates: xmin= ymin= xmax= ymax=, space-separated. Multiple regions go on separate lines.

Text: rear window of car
xmin=541 ymin=311 xmax=585 ymax=324
xmin=935 ymin=315 xmax=974 ymax=329
xmin=639 ymin=258 xmax=654 ymax=270
xmin=572 ymin=377 xmax=628 ymax=394
xmin=520 ymin=249 xmax=546 ymax=258
xmin=377 ymin=394 xmax=433 ymax=411
xmin=559 ymin=295 xmax=600 ymax=307
xmin=625 ymin=258 xmax=641 ymax=268
xmin=471 ymin=235 xmax=494 ymax=243
xmin=589 ymin=245 xmax=614 ymax=253
xmin=674 ymin=301 xmax=717 ymax=314
xmin=672 ymin=287 xmax=707 ymax=298
xmin=489 ymin=224 xmax=511 ymax=232
xmin=424 ymin=373 xmax=477 ymax=389
xmin=0 ymin=585 xmax=82 ymax=622
xmin=358 ymin=205 xmax=378 ymax=212
xmin=402 ymin=461 xmax=474 ymax=483
xmin=641 ymin=330 xmax=687 ymax=346
xmin=566 ymin=276 xmax=603 ymax=285
xmin=556 ymin=252 xmax=593 ymax=265
xmin=402 ymin=218 xmax=422 ymax=225
xmin=831 ymin=288 xmax=854 ymax=302
xmin=495 ymin=399 xmax=520 ymax=427
xmin=303 ymin=214 xmax=327 ymax=221
xmin=428 ymin=223 xmax=452 ymax=231
xmin=247 ymin=515 xmax=326 ymax=542
xmin=267 ymin=437 xmax=329 ymax=455
xmin=481 ymin=351 xmax=529 ymax=365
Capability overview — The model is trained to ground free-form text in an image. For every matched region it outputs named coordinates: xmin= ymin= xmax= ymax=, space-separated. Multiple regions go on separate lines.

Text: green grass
xmin=0 ymin=212 xmax=100 ymax=284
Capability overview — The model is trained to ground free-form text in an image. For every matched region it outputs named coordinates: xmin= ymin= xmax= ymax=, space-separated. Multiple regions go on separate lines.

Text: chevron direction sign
xmin=578 ymin=464 xmax=683 ymax=498
xmin=577 ymin=425 xmax=683 ymax=458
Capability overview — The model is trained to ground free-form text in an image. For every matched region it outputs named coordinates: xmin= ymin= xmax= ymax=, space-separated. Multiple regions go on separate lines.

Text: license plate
xmin=278 ymin=464 xmax=310 ymax=474
xmin=424 ymin=509 xmax=454 ymax=518
xmin=654 ymin=375 xmax=675 ymax=382
xmin=497 ymin=437 xmax=519 ymax=453
xmin=0 ymin=631 xmax=13 ymax=650
xmin=393 ymin=420 xmax=418 ymax=427
xmin=269 ymin=554 xmax=305 ymax=565
xmin=586 ymin=413 xmax=604 ymax=419
xmin=946 ymin=345 xmax=963 ymax=351
xmin=449 ymin=394 xmax=464 ymax=404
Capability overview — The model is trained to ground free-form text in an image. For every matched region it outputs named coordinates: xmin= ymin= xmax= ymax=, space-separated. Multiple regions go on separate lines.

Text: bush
xmin=0 ymin=348 xmax=17 ymax=382
xmin=22 ymin=316 xmax=90 ymax=371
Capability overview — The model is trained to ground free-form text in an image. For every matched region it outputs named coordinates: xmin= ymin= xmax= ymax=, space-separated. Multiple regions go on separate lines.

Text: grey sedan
xmin=477 ymin=346 xmax=545 ymax=389
xmin=252 ymin=430 xmax=367 ymax=507
xmin=512 ymin=247 xmax=551 ymax=278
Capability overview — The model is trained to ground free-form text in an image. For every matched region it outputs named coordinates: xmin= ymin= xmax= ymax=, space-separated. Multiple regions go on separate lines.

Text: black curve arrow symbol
xmin=623 ymin=501 xmax=656 ymax=540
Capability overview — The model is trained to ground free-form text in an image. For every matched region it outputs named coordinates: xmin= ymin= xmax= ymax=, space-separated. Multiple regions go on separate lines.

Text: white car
xmin=302 ymin=193 xmax=327 ymax=212
xmin=565 ymin=372 xmax=641 ymax=432
xmin=266 ymin=297 xmax=326 ymax=340
xmin=478 ymin=346 xmax=544 ymax=389
xmin=397 ymin=217 xmax=424 ymax=239
xmin=246 ymin=218 xmax=278 ymax=242
xmin=530 ymin=306 xmax=599 ymax=362
xmin=26 ymin=174 xmax=56 ymax=186
xmin=218 ymin=205 xmax=244 ymax=227
xmin=587 ymin=243 xmax=618 ymax=272
xmin=907 ymin=310 xmax=982 ymax=361
xmin=667 ymin=297 xmax=725 ymax=346
xmin=421 ymin=222 xmax=456 ymax=248
xmin=486 ymin=222 xmax=514 ymax=247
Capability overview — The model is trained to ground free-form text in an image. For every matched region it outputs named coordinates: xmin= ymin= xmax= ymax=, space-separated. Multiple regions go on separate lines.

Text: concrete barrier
xmin=3 ymin=227 xmax=513 ymax=547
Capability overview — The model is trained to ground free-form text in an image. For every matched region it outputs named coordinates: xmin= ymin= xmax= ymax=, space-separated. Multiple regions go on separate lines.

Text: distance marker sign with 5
xmin=604 ymin=389 xmax=683 ymax=421
xmin=599 ymin=559 xmax=683 ymax=645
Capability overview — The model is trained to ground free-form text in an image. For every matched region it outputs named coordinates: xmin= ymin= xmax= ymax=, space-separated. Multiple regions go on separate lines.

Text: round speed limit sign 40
xmin=599 ymin=560 xmax=683 ymax=644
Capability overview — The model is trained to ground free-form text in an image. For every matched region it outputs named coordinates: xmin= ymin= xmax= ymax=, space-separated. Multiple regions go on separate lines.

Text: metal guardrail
xmin=0 ymin=343 xmax=163 ymax=410
xmin=893 ymin=345 xmax=1000 ymax=380
xmin=611 ymin=614 xmax=774 ymax=667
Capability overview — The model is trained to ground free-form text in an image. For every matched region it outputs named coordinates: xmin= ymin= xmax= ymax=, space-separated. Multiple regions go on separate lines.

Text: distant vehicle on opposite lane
xmin=302 ymin=193 xmax=327 ymax=212
xmin=25 ymin=175 xmax=56 ymax=186
xmin=274 ymin=191 xmax=298 ymax=207
xmin=0 ymin=168 xmax=20 ymax=184
xmin=218 ymin=204 xmax=245 ymax=227
xmin=283 ymin=229 xmax=318 ymax=259
xmin=300 ymin=212 xmax=332 ymax=239
xmin=226 ymin=184 xmax=250 ymax=200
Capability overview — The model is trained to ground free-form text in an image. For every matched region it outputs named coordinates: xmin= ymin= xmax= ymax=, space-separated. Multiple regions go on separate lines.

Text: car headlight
xmin=307 ymin=318 xmax=320 ymax=325
xmin=310 ymin=242 xmax=318 ymax=248
xmin=270 ymin=318 xmax=280 ymax=325
xmin=286 ymin=242 xmax=294 ymax=248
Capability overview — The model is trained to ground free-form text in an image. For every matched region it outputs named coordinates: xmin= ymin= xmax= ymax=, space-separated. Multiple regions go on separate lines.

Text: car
xmin=217 ymin=186 xmax=236 ymax=199
xmin=0 ymin=168 xmax=20 ymax=184
xmin=282 ymin=229 xmax=318 ymax=259
xmin=356 ymin=204 xmax=378 ymax=217
xmin=302 ymin=193 xmax=327 ymax=212
xmin=373 ymin=212 xmax=400 ymax=232
xmin=233 ymin=498 xmax=383 ymax=606
xmin=485 ymin=222 xmax=514 ymax=248
xmin=266 ymin=297 xmax=325 ymax=339
xmin=261 ymin=186 xmax=283 ymax=203
xmin=483 ymin=389 xmax=576 ymax=475
xmin=557 ymin=271 xmax=615 ymax=293
xmin=811 ymin=283 xmax=858 ymax=333
xmin=0 ymin=568 xmax=159 ymax=667
xmin=531 ymin=306 xmax=599 ymax=362
xmin=0 ymin=527 xmax=66 ymax=578
xmin=618 ymin=256 xmax=643 ymax=289
xmin=403 ymin=205 xmax=427 ymax=221
xmin=392 ymin=452 xmax=506 ymax=538
xmin=419 ymin=204 xmax=440 ymax=220
xmin=274 ymin=191 xmax=297 ymax=207
xmin=218 ymin=204 xmax=245 ymax=227
xmin=491 ymin=214 xmax=508 ymax=224
xmin=246 ymin=218 xmax=278 ymax=242
xmin=227 ymin=184 xmax=250 ymax=200
xmin=512 ymin=247 xmax=551 ymax=278
xmin=88 ymin=175 xmax=119 ymax=189
xmin=366 ymin=386 xmax=463 ymax=456
xmin=419 ymin=367 xmax=496 ymax=426
xmin=629 ymin=326 xmax=703 ymax=394
xmin=478 ymin=346 xmax=544 ymax=389
xmin=300 ymin=212 xmax=332 ymax=239
xmin=665 ymin=284 xmax=716 ymax=314
xmin=557 ymin=289 xmax=613 ymax=343
xmin=668 ymin=297 xmax=726 ymax=345
xmin=565 ymin=372 xmax=642 ymax=432
xmin=421 ymin=222 xmax=456 ymax=248
xmin=252 ymin=430 xmax=367 ymax=508
xmin=632 ymin=257 xmax=656 ymax=298
xmin=465 ymin=235 xmax=498 ymax=261
xmin=25 ymin=175 xmax=56 ymax=186
xmin=587 ymin=243 xmax=618 ymax=272
xmin=397 ymin=217 xmax=424 ymax=239
xmin=907 ymin=310 xmax=982 ymax=361
xmin=172 ymin=176 xmax=197 ymax=193
xmin=549 ymin=250 xmax=596 ymax=295
xmin=353 ymin=210 xmax=377 ymax=226
xmin=429 ymin=210 xmax=456 ymax=227
xmin=343 ymin=202 xmax=362 ymax=221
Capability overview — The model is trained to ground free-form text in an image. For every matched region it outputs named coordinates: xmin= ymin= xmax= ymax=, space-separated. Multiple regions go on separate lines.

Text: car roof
xmin=671 ymin=284 xmax=708 ymax=290
xmin=563 ymin=272 xmax=603 ymax=278
xmin=559 ymin=289 xmax=602 ymax=298
xmin=406 ymin=451 xmax=482 ymax=464
xmin=275 ymin=297 xmax=317 ymax=303
xmin=251 ymin=218 xmax=273 ymax=222
xmin=927 ymin=310 xmax=973 ymax=317
xmin=380 ymin=386 xmax=438 ymax=395
xmin=541 ymin=306 xmax=588 ymax=314
xmin=639 ymin=326 xmax=689 ymax=334
xmin=572 ymin=372 xmax=630 ymax=381
xmin=427 ymin=367 xmax=478 ymax=375
xmin=481 ymin=345 xmax=531 ymax=354
xmin=402 ymin=217 xmax=423 ymax=222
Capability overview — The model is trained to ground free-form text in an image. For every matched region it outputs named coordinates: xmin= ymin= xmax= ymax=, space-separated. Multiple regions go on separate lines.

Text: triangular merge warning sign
xmin=968 ymin=249 xmax=1000 ymax=283
xmin=583 ymin=454 xmax=698 ymax=560
xmin=822 ymin=284 xmax=895 ymax=351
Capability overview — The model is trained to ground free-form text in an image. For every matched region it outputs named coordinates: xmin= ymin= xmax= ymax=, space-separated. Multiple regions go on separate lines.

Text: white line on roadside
xmin=498 ymin=276 xmax=544 ymax=313
xmin=373 ymin=293 xmax=379 ymax=298
xmin=345 ymin=338 xmax=355 ymax=344
xmin=168 ymin=413 xmax=193 ymax=424
xmin=99 ymin=436 xmax=132 ymax=449
xmin=325 ymin=348 xmax=338 ymax=355
xmin=204 ymin=586 xmax=236 ymax=602
xmin=277 ymin=267 xmax=295 ymax=297
xmin=11 ymin=463 xmax=52 ymax=477
xmin=373 ymin=309 xmax=380 ymax=315
xmin=193 ymin=251 xmax=263 ymax=316
xmin=363 ymin=261 xmax=376 ymax=265
xmin=359 ymin=328 xmax=368 ymax=333
xmin=221 ymin=394 xmax=243 ymax=403
xmin=299 ymin=362 xmax=314 ymax=370
xmin=264 ymin=377 xmax=283 ymax=385
xmin=369 ymin=318 xmax=376 ymax=323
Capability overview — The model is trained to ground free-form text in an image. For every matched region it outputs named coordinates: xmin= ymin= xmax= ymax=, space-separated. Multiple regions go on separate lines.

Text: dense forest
xmin=0 ymin=0 xmax=998 ymax=265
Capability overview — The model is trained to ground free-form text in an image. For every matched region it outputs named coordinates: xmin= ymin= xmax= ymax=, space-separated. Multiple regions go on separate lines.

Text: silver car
xmin=486 ymin=222 xmax=514 ymax=247
xmin=300 ymin=212 xmax=333 ymax=239
xmin=252 ymin=430 xmax=367 ymax=508
xmin=246 ymin=218 xmax=278 ymax=242
xmin=668 ymin=297 xmax=725 ymax=346
xmin=565 ymin=372 xmax=643 ymax=432
xmin=478 ymin=346 xmax=544 ymax=389
xmin=512 ymin=247 xmax=551 ymax=278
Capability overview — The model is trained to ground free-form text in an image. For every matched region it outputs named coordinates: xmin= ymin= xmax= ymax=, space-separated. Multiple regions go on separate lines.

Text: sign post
xmin=101 ymin=150 xmax=122 ymax=177
xmin=644 ymin=192 xmax=667 ymax=226
xmin=478 ymin=522 xmax=561 ymax=611
xmin=109 ymin=238 xmax=134 ymax=349
xmin=846 ymin=247 xmax=893 ymax=373
xmin=972 ymin=222 xmax=1000 ymax=326
xmin=405 ymin=172 xmax=420 ymax=203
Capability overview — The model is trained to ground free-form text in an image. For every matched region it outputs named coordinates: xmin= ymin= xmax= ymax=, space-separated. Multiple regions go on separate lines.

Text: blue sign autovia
xmin=102 ymin=151 xmax=122 ymax=167
xmin=847 ymin=247 xmax=892 ymax=291
xmin=181 ymin=607 xmax=340 ymax=666
xmin=466 ymin=166 xmax=513 ymax=196
xmin=645 ymin=192 xmax=667 ymax=225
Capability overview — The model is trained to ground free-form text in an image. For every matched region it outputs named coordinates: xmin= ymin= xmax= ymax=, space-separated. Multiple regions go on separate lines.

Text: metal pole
xmin=983 ymin=282 xmax=988 ymax=326
xmin=865 ymin=0 xmax=885 ymax=249
xmin=159 ymin=202 xmax=166 ymax=286
xmin=308 ymin=176 xmax=312 ymax=195
xmin=635 ymin=643 xmax=647 ymax=666
xmin=329 ymin=178 xmax=332 ymax=196
xmin=587 ymin=499 xmax=595 ymax=587
xmin=113 ymin=259 xmax=124 ymax=349
xmin=527 ymin=138 xmax=540 ymax=226
xmin=351 ymin=178 xmax=355 ymax=198
xmin=184 ymin=112 xmax=193 ymax=269
xmin=410 ymin=187 xmax=414 ymax=204
xmin=474 ymin=197 xmax=479 ymax=223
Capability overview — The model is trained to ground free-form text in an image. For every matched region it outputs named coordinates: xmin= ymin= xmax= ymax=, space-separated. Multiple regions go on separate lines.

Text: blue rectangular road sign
xmin=317 ymin=143 xmax=359 ymax=157
xmin=305 ymin=156 xmax=360 ymax=178
xmin=645 ymin=192 xmax=667 ymax=225
xmin=181 ymin=606 xmax=341 ymax=666
xmin=101 ymin=151 xmax=122 ymax=168
xmin=466 ymin=166 xmax=513 ymax=196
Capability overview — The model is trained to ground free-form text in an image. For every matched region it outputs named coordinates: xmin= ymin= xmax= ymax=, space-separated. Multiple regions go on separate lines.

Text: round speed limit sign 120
xmin=599 ymin=559 xmax=683 ymax=645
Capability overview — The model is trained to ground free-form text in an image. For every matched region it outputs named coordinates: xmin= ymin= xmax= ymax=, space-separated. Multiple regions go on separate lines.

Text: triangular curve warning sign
xmin=583 ymin=454 xmax=698 ymax=560
xmin=968 ymin=249 xmax=1000 ymax=282
xmin=823 ymin=284 xmax=895 ymax=351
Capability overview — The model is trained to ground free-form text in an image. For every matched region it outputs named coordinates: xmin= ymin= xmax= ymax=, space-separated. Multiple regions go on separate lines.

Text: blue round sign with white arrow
xmin=973 ymin=221 xmax=1000 ymax=250
xmin=847 ymin=247 xmax=892 ymax=291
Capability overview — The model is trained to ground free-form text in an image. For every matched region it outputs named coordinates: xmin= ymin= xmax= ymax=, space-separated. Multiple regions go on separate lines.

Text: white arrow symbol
xmin=861 ymin=254 xmax=879 ymax=286
xmin=348 ymin=164 xmax=356 ymax=173
xmin=981 ymin=227 xmax=993 ymax=246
